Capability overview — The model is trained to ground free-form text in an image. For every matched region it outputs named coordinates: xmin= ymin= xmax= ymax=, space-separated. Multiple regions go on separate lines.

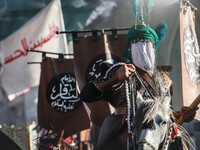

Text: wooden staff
xmin=57 ymin=130 xmax=64 ymax=147
xmin=177 ymin=94 xmax=200 ymax=125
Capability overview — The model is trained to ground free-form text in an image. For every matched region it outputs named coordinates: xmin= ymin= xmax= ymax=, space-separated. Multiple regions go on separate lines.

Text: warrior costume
xmin=80 ymin=5 xmax=185 ymax=147
xmin=80 ymin=63 xmax=173 ymax=150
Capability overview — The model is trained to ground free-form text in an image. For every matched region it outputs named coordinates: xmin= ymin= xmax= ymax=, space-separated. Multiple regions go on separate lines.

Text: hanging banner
xmin=73 ymin=34 xmax=127 ymax=126
xmin=0 ymin=0 xmax=68 ymax=101
xmin=38 ymin=57 xmax=90 ymax=137
xmin=180 ymin=1 xmax=200 ymax=120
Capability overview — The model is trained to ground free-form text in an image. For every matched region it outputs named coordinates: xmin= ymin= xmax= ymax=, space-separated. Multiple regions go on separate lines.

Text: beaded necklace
xmin=105 ymin=62 xmax=135 ymax=150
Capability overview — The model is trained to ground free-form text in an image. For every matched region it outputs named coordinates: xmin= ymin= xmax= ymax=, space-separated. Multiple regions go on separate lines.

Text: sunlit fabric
xmin=131 ymin=42 xmax=155 ymax=73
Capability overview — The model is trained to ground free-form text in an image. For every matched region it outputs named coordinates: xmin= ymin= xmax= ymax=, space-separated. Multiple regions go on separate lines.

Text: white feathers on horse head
xmin=136 ymin=91 xmax=172 ymax=124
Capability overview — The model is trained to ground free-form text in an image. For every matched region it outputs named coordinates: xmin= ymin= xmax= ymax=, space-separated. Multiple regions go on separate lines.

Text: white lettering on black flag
xmin=46 ymin=73 xmax=81 ymax=112
xmin=38 ymin=57 xmax=90 ymax=137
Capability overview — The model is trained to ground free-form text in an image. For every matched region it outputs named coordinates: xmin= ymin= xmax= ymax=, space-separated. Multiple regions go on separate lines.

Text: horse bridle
xmin=138 ymin=140 xmax=156 ymax=150
xmin=137 ymin=118 xmax=176 ymax=150
xmin=161 ymin=119 xmax=177 ymax=150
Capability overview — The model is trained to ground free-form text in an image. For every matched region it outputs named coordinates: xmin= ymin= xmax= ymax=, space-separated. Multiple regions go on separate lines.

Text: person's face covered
xmin=130 ymin=42 xmax=155 ymax=73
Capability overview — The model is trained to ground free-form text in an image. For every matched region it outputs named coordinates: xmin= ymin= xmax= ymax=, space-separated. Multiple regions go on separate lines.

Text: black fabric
xmin=97 ymin=114 xmax=126 ymax=150
xmin=0 ymin=130 xmax=22 ymax=150
xmin=169 ymin=136 xmax=184 ymax=150
xmin=80 ymin=82 xmax=115 ymax=105
xmin=80 ymin=82 xmax=103 ymax=103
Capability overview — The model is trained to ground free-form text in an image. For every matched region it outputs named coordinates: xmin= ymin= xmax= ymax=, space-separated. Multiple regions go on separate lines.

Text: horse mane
xmin=136 ymin=97 xmax=172 ymax=124
xmin=177 ymin=125 xmax=196 ymax=150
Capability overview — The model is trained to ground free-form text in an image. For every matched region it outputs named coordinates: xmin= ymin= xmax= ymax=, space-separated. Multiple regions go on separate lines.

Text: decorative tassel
xmin=143 ymin=0 xmax=154 ymax=26
xmin=130 ymin=0 xmax=139 ymax=27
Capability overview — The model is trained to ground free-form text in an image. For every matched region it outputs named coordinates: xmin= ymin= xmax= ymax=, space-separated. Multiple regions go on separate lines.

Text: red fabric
xmin=171 ymin=126 xmax=178 ymax=139
xmin=65 ymin=137 xmax=72 ymax=144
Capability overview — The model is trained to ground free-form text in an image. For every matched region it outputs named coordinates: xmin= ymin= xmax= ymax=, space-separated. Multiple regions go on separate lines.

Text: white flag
xmin=0 ymin=0 xmax=68 ymax=101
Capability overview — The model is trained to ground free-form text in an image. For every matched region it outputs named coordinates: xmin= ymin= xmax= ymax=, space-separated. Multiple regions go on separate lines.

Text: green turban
xmin=126 ymin=24 xmax=158 ymax=45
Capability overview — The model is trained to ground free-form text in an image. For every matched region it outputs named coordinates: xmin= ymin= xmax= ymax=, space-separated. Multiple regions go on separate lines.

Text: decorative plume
xmin=130 ymin=0 xmax=139 ymax=26
xmin=143 ymin=0 xmax=154 ymax=26
xmin=154 ymin=21 xmax=168 ymax=49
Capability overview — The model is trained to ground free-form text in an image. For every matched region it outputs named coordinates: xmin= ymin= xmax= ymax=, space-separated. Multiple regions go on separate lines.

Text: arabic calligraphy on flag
xmin=38 ymin=57 xmax=90 ymax=136
xmin=46 ymin=73 xmax=81 ymax=112
xmin=4 ymin=22 xmax=59 ymax=65
xmin=180 ymin=2 xmax=200 ymax=120
xmin=0 ymin=0 xmax=68 ymax=101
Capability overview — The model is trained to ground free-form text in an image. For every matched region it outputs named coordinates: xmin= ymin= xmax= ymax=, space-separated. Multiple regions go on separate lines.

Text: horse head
xmin=135 ymin=91 xmax=172 ymax=150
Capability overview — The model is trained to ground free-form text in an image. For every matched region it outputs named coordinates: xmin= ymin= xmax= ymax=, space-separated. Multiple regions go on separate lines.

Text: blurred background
xmin=0 ymin=0 xmax=200 ymax=149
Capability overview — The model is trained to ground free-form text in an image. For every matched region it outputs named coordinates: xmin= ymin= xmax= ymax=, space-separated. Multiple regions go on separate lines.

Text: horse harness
xmin=138 ymin=139 xmax=156 ymax=150
xmin=134 ymin=66 xmax=175 ymax=150
xmin=97 ymin=63 xmax=174 ymax=150
xmin=137 ymin=117 xmax=179 ymax=150
xmin=161 ymin=118 xmax=179 ymax=150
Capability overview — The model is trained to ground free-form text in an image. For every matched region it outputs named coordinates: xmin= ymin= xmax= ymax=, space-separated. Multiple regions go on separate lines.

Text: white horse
xmin=134 ymin=92 xmax=195 ymax=150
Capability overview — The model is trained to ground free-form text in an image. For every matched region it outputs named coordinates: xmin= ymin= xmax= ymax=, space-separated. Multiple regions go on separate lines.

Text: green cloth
xmin=126 ymin=24 xmax=158 ymax=44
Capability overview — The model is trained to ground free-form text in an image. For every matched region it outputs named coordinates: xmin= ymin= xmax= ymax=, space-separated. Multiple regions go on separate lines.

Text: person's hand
xmin=117 ymin=64 xmax=135 ymax=81
xmin=180 ymin=106 xmax=199 ymax=123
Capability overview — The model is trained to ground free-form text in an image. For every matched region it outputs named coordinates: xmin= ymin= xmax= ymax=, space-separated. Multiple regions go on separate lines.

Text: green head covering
xmin=126 ymin=24 xmax=158 ymax=45
xmin=124 ymin=24 xmax=159 ymax=62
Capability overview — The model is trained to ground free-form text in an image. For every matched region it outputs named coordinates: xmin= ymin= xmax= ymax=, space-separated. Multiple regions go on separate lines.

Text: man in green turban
xmin=80 ymin=22 xmax=198 ymax=150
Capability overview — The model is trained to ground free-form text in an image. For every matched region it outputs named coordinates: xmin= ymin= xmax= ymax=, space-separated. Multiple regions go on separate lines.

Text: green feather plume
xmin=143 ymin=0 xmax=154 ymax=26
xmin=154 ymin=21 xmax=168 ymax=49
xmin=130 ymin=0 xmax=139 ymax=26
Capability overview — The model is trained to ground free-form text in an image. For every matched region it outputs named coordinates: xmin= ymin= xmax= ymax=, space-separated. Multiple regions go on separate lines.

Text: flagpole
xmin=27 ymin=62 xmax=41 ymax=64
xmin=27 ymin=49 xmax=74 ymax=64
xmin=57 ymin=27 xmax=130 ymax=41
xmin=56 ymin=27 xmax=130 ymax=34
xmin=27 ymin=49 xmax=73 ymax=56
